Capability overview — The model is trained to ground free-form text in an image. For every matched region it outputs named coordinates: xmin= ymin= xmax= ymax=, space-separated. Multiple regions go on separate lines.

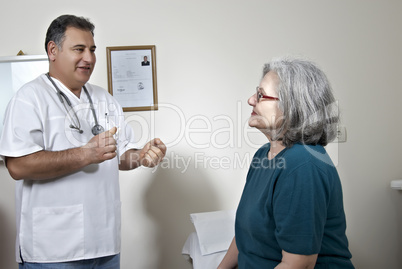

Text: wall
xmin=1 ymin=0 xmax=402 ymax=268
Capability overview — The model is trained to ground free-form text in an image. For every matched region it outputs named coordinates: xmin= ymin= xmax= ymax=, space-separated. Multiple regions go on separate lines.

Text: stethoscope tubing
xmin=45 ymin=73 xmax=104 ymax=135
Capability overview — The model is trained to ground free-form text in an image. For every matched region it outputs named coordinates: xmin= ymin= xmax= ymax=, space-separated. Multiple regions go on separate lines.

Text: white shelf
xmin=390 ymin=180 xmax=402 ymax=190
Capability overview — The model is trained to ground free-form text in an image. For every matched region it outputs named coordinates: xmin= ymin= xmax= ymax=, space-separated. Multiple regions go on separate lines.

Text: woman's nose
xmin=248 ymin=93 xmax=257 ymax=106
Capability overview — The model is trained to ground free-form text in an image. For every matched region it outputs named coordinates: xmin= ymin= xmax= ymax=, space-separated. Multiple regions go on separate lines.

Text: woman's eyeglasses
xmin=256 ymin=87 xmax=279 ymax=102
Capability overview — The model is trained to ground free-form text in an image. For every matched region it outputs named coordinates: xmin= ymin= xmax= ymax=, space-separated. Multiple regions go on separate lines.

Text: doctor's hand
xmin=82 ymin=127 xmax=117 ymax=164
xmin=139 ymin=138 xmax=167 ymax=168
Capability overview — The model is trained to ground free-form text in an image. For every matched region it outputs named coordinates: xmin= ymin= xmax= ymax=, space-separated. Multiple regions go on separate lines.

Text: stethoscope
xmin=46 ymin=73 xmax=104 ymax=136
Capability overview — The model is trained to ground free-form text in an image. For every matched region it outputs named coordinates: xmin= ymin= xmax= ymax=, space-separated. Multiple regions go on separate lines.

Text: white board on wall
xmin=0 ymin=55 xmax=49 ymax=137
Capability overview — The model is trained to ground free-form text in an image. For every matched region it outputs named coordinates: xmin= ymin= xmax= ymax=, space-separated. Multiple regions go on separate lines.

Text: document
xmin=110 ymin=49 xmax=154 ymax=108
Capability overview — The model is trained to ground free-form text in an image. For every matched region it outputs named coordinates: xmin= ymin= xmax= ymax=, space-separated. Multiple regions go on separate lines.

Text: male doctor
xmin=0 ymin=14 xmax=166 ymax=268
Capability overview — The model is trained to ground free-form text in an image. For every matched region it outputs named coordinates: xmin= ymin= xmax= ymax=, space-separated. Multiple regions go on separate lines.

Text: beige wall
xmin=1 ymin=0 xmax=402 ymax=268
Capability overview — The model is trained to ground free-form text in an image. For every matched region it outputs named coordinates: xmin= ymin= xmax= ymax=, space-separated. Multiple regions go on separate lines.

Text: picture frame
xmin=106 ymin=45 xmax=158 ymax=111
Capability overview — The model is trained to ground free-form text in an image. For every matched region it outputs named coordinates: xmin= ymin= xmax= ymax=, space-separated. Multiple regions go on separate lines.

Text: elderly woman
xmin=218 ymin=58 xmax=354 ymax=269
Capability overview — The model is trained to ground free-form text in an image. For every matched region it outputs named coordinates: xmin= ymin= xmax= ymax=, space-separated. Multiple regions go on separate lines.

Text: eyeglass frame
xmin=256 ymin=86 xmax=280 ymax=102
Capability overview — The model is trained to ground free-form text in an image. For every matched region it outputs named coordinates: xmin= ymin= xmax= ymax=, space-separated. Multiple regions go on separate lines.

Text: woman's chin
xmin=249 ymin=120 xmax=266 ymax=130
xmin=248 ymin=118 xmax=258 ymax=128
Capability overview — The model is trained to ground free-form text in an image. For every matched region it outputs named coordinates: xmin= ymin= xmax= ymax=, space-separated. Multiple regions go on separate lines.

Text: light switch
xmin=336 ymin=125 xmax=347 ymax=142
xmin=331 ymin=125 xmax=347 ymax=143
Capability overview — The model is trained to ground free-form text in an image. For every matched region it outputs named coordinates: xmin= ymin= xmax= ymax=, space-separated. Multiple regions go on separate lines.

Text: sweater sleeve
xmin=273 ymin=162 xmax=331 ymax=255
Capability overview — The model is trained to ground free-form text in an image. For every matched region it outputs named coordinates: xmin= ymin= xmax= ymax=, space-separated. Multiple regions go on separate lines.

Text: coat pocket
xmin=33 ymin=204 xmax=84 ymax=261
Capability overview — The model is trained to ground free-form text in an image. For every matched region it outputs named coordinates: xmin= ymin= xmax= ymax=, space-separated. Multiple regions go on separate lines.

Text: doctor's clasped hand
xmin=82 ymin=126 xmax=167 ymax=169
xmin=119 ymin=137 xmax=167 ymax=170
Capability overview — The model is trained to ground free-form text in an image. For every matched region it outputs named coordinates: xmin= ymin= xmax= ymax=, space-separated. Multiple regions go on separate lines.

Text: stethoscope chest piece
xmin=92 ymin=124 xmax=105 ymax=136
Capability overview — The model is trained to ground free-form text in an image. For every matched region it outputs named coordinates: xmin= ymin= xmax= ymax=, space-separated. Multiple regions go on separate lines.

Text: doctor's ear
xmin=47 ymin=41 xmax=58 ymax=62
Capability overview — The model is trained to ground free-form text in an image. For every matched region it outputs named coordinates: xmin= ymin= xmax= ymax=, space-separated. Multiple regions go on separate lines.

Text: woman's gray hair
xmin=45 ymin=14 xmax=95 ymax=54
xmin=263 ymin=57 xmax=339 ymax=147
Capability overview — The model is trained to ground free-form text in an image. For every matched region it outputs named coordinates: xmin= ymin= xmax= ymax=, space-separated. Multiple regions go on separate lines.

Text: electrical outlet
xmin=336 ymin=125 xmax=347 ymax=143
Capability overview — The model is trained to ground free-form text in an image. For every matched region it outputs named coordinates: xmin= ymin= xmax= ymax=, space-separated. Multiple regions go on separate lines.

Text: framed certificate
xmin=106 ymin=45 xmax=158 ymax=111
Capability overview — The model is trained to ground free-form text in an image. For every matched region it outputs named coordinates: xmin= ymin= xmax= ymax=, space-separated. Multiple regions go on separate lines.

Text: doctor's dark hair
xmin=45 ymin=15 xmax=95 ymax=54
xmin=263 ymin=57 xmax=339 ymax=147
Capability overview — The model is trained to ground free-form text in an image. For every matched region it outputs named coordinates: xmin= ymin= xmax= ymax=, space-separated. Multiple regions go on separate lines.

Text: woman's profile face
xmin=247 ymin=71 xmax=283 ymax=137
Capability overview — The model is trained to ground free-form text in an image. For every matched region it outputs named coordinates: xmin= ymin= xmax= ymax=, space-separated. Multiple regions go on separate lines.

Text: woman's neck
xmin=268 ymin=140 xmax=286 ymax=160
